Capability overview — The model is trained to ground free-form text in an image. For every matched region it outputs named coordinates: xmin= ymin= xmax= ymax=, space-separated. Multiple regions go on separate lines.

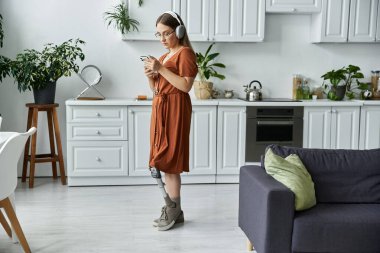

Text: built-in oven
xmin=246 ymin=106 xmax=303 ymax=162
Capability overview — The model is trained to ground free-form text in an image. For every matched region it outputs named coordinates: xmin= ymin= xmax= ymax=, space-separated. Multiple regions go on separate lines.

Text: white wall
xmin=1 ymin=0 xmax=379 ymax=176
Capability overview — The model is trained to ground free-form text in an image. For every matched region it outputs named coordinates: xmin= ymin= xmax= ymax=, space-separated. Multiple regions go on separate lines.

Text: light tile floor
xmin=0 ymin=179 xmax=254 ymax=253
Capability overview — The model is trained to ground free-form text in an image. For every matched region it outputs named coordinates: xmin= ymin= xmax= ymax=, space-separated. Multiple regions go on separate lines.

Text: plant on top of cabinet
xmin=0 ymin=14 xmax=4 ymax=48
xmin=194 ymin=43 xmax=226 ymax=99
xmin=104 ymin=2 xmax=140 ymax=36
xmin=321 ymin=64 xmax=364 ymax=101
xmin=0 ymin=39 xmax=85 ymax=104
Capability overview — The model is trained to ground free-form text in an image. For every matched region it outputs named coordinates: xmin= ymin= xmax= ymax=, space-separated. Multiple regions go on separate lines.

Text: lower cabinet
xmin=303 ymin=106 xmax=360 ymax=149
xmin=67 ymin=141 xmax=128 ymax=177
xmin=127 ymin=105 xmax=218 ymax=183
xmin=216 ymin=106 xmax=246 ymax=182
xmin=128 ymin=106 xmax=152 ymax=176
xmin=66 ymin=104 xmax=129 ymax=186
xmin=188 ymin=105 xmax=217 ymax=176
xmin=359 ymin=105 xmax=380 ymax=149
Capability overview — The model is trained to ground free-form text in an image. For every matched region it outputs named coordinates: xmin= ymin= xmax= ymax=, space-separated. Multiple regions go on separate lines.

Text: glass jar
xmin=371 ymin=70 xmax=380 ymax=93
xmin=293 ymin=74 xmax=302 ymax=99
xmin=302 ymin=79 xmax=311 ymax=99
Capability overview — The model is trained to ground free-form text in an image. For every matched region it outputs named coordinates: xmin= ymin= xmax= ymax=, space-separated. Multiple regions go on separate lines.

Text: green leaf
xmin=196 ymin=43 xmax=225 ymax=81
xmin=104 ymin=2 xmax=140 ymax=36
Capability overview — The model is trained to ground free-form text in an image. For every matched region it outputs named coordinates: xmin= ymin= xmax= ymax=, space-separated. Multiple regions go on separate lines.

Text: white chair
xmin=0 ymin=127 xmax=36 ymax=253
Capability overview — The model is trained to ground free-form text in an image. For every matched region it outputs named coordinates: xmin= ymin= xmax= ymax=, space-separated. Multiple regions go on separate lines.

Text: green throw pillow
xmin=264 ymin=148 xmax=316 ymax=211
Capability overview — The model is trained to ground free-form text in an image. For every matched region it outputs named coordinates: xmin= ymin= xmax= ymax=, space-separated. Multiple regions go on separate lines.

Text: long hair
xmin=156 ymin=12 xmax=194 ymax=52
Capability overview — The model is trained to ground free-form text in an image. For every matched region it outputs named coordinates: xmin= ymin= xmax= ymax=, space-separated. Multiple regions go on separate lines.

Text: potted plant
xmin=344 ymin=64 xmax=365 ymax=99
xmin=194 ymin=43 xmax=226 ymax=99
xmin=104 ymin=2 xmax=140 ymax=36
xmin=0 ymin=38 xmax=85 ymax=104
xmin=321 ymin=64 xmax=364 ymax=101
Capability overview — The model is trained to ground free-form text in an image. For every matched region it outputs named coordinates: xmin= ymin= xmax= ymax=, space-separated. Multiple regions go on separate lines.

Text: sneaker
xmin=153 ymin=207 xmax=184 ymax=227
xmin=156 ymin=204 xmax=182 ymax=231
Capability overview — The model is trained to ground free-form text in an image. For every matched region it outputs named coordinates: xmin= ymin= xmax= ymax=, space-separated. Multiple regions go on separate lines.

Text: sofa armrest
xmin=239 ymin=165 xmax=294 ymax=253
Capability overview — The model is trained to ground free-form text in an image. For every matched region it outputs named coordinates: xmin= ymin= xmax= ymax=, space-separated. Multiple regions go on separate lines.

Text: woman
xmin=143 ymin=11 xmax=197 ymax=231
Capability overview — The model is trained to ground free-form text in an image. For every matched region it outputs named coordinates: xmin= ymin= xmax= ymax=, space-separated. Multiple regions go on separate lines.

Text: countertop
xmin=65 ymin=98 xmax=380 ymax=106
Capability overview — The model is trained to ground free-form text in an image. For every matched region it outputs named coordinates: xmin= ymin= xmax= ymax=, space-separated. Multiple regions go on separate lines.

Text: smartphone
xmin=140 ymin=55 xmax=152 ymax=61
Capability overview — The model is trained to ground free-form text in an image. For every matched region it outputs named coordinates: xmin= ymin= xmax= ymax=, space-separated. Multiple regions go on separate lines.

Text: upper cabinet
xmin=348 ymin=0 xmax=378 ymax=42
xmin=266 ymin=0 xmax=321 ymax=13
xmin=311 ymin=0 xmax=380 ymax=43
xmin=181 ymin=0 xmax=265 ymax=42
xmin=123 ymin=0 xmax=180 ymax=40
xmin=125 ymin=0 xmax=265 ymax=42
xmin=310 ymin=0 xmax=350 ymax=42
xmin=377 ymin=0 xmax=380 ymax=40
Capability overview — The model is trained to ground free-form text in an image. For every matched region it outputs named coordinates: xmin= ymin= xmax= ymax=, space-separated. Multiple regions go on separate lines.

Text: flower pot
xmin=193 ymin=81 xmax=213 ymax=99
xmin=328 ymin=85 xmax=346 ymax=101
xmin=33 ymin=81 xmax=56 ymax=104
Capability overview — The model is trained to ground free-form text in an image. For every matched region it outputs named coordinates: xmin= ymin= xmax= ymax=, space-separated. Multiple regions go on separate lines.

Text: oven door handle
xmin=257 ymin=120 xmax=294 ymax=125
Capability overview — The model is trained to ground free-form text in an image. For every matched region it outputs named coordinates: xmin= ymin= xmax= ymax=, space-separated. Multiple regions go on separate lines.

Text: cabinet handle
xmin=292 ymin=8 xmax=297 ymax=12
xmin=96 ymin=130 xmax=101 ymax=135
xmin=96 ymin=157 xmax=101 ymax=162
xmin=332 ymin=109 xmax=337 ymax=113
xmin=96 ymin=112 xmax=101 ymax=117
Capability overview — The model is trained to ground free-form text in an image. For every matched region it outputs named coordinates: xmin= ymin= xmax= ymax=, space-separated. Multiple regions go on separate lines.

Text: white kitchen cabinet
xmin=128 ymin=106 xmax=152 ymax=176
xmin=123 ymin=0 xmax=180 ymax=40
xmin=303 ymin=106 xmax=360 ymax=149
xmin=266 ymin=0 xmax=321 ymax=13
xmin=377 ymin=1 xmax=380 ymax=41
xmin=359 ymin=106 xmax=380 ymax=149
xmin=67 ymin=141 xmax=128 ymax=177
xmin=311 ymin=0 xmax=350 ymax=42
xmin=66 ymin=105 xmax=129 ymax=184
xmin=216 ymin=106 xmax=246 ymax=176
xmin=348 ymin=0 xmax=378 ymax=42
xmin=188 ymin=106 xmax=217 ymax=175
xmin=181 ymin=0 xmax=265 ymax=42
xmin=311 ymin=0 xmax=380 ymax=43
xmin=179 ymin=0 xmax=209 ymax=41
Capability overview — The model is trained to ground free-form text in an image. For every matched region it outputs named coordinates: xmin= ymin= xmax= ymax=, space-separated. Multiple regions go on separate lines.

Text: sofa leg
xmin=247 ymin=239 xmax=254 ymax=251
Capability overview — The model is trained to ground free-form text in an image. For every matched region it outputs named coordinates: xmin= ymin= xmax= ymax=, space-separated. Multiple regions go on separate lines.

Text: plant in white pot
xmin=0 ymin=39 xmax=85 ymax=104
xmin=194 ymin=43 xmax=226 ymax=99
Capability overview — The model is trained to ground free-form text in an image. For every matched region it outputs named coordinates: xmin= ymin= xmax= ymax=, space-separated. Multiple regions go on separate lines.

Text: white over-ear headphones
xmin=164 ymin=11 xmax=185 ymax=39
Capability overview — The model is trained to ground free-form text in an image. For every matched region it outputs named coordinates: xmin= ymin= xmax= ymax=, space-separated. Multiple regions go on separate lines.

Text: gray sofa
xmin=239 ymin=144 xmax=380 ymax=253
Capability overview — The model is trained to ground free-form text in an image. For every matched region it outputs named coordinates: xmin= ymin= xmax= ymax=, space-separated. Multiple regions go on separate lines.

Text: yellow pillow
xmin=264 ymin=148 xmax=316 ymax=211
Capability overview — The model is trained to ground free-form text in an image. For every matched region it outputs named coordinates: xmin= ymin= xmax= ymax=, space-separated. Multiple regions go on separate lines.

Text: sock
xmin=164 ymin=196 xmax=176 ymax=208
xmin=172 ymin=197 xmax=181 ymax=209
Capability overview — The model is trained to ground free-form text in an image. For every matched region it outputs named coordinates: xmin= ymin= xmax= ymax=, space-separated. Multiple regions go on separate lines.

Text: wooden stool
xmin=22 ymin=103 xmax=67 ymax=188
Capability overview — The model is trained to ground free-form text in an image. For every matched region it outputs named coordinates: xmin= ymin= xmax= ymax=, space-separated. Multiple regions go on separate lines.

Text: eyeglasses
xmin=154 ymin=30 xmax=175 ymax=39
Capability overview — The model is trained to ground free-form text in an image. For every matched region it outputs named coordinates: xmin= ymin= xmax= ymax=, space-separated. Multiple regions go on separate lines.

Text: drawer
xmin=67 ymin=141 xmax=128 ymax=177
xmin=67 ymin=124 xmax=127 ymax=141
xmin=67 ymin=106 xmax=127 ymax=123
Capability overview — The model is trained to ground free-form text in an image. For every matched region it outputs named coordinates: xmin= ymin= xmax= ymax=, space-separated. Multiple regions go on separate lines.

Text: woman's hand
xmin=144 ymin=67 xmax=158 ymax=80
xmin=144 ymin=56 xmax=162 ymax=72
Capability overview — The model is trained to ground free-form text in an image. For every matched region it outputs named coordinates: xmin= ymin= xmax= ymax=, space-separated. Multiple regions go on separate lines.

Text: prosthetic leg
xmin=150 ymin=167 xmax=175 ymax=207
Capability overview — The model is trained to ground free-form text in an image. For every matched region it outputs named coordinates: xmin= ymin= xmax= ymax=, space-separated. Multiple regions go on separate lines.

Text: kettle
xmin=243 ymin=80 xmax=262 ymax=101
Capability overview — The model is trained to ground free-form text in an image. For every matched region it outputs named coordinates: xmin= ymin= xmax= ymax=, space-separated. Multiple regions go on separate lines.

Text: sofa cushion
xmin=292 ymin=203 xmax=380 ymax=253
xmin=264 ymin=148 xmax=316 ymax=211
xmin=267 ymin=145 xmax=380 ymax=203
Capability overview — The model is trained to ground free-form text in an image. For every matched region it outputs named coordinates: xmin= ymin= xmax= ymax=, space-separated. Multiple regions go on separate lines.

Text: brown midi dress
xmin=149 ymin=47 xmax=198 ymax=174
